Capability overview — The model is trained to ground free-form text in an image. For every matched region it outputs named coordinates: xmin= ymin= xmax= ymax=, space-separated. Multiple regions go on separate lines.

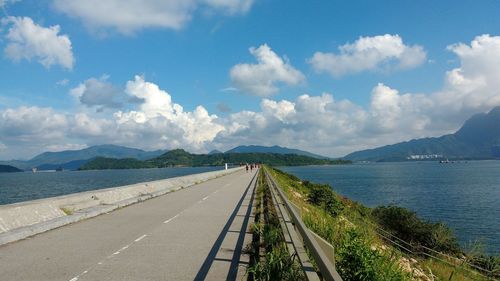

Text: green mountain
xmin=225 ymin=145 xmax=329 ymax=159
xmin=80 ymin=149 xmax=349 ymax=170
xmin=0 ymin=144 xmax=167 ymax=170
xmin=0 ymin=164 xmax=23 ymax=173
xmin=344 ymin=106 xmax=500 ymax=162
xmin=79 ymin=157 xmax=154 ymax=170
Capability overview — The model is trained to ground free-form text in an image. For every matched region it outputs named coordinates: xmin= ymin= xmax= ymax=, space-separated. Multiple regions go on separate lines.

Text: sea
xmin=279 ymin=161 xmax=500 ymax=255
xmin=0 ymin=167 xmax=220 ymax=205
xmin=0 ymin=162 xmax=498 ymax=254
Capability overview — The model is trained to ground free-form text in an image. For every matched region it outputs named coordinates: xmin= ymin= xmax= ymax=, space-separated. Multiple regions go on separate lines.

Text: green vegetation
xmin=79 ymin=149 xmax=350 ymax=170
xmin=372 ymin=206 xmax=461 ymax=254
xmin=79 ymin=157 xmax=154 ymax=170
xmin=247 ymin=169 xmax=305 ymax=281
xmin=267 ymin=166 xmax=498 ymax=281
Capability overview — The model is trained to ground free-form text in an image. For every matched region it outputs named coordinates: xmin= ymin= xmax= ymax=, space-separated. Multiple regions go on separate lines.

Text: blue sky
xmin=1 ymin=0 xmax=500 ymax=159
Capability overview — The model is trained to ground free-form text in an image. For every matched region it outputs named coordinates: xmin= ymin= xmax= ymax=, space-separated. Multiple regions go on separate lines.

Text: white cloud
xmin=202 ymin=0 xmax=253 ymax=14
xmin=2 ymin=35 xmax=500 ymax=159
xmin=230 ymin=44 xmax=305 ymax=96
xmin=56 ymin=78 xmax=69 ymax=86
xmin=70 ymin=76 xmax=130 ymax=110
xmin=2 ymin=16 xmax=74 ymax=69
xmin=308 ymin=34 xmax=426 ymax=77
xmin=53 ymin=0 xmax=254 ymax=35
xmin=118 ymin=75 xmax=225 ymax=148
xmin=0 ymin=0 xmax=19 ymax=8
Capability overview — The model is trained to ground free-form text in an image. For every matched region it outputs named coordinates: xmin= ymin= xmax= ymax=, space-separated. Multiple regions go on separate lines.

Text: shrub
xmin=307 ymin=183 xmax=344 ymax=217
xmin=336 ymin=228 xmax=410 ymax=281
xmin=372 ymin=205 xmax=461 ymax=254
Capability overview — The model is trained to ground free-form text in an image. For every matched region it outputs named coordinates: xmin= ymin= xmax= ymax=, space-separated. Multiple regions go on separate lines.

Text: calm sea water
xmin=0 ymin=167 xmax=221 ymax=205
xmin=279 ymin=161 xmax=500 ymax=255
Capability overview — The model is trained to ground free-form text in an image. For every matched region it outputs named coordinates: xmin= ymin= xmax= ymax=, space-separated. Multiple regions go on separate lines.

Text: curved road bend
xmin=0 ymin=169 xmax=258 ymax=281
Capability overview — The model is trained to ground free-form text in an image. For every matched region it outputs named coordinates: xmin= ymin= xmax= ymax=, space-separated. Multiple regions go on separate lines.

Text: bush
xmin=336 ymin=229 xmax=410 ymax=281
xmin=307 ymin=183 xmax=344 ymax=217
xmin=372 ymin=205 xmax=461 ymax=254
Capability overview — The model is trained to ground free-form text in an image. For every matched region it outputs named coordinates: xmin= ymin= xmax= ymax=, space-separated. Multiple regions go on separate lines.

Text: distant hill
xmin=0 ymin=164 xmax=22 ymax=173
xmin=79 ymin=157 xmax=154 ymax=170
xmin=0 ymin=144 xmax=167 ymax=170
xmin=80 ymin=149 xmax=350 ymax=170
xmin=225 ymin=145 xmax=328 ymax=159
xmin=208 ymin=149 xmax=223 ymax=154
xmin=344 ymin=106 xmax=500 ymax=162
xmin=36 ymin=159 xmax=91 ymax=171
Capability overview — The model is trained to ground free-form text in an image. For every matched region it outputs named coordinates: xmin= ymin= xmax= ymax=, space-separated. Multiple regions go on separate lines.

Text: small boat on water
xmin=31 ymin=167 xmax=37 ymax=173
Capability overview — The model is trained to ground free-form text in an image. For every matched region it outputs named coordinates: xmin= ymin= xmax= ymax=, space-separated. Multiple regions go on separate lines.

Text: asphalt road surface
xmin=0 ymin=169 xmax=258 ymax=281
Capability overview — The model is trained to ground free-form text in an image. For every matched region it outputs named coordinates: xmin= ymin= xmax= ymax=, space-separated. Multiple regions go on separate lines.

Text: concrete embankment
xmin=0 ymin=167 xmax=243 ymax=245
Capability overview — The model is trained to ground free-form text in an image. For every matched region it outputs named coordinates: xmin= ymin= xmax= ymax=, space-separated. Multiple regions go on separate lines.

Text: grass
xmin=266 ymin=166 xmax=498 ymax=281
xmin=246 ymin=169 xmax=305 ymax=281
xmin=60 ymin=207 xmax=74 ymax=215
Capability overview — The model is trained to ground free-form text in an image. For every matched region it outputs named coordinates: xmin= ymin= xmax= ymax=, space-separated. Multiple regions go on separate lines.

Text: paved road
xmin=0 ymin=169 xmax=258 ymax=281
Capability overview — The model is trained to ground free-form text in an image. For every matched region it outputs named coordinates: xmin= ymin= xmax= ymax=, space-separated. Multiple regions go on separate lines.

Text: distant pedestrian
xmin=246 ymin=164 xmax=249 ymax=173
xmin=250 ymin=164 xmax=253 ymax=172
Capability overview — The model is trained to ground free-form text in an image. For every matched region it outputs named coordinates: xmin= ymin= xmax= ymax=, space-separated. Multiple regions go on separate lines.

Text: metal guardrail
xmin=264 ymin=169 xmax=343 ymax=281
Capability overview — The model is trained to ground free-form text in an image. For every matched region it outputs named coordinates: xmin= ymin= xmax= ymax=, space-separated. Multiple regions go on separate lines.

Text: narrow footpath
xmin=0 ymin=169 xmax=258 ymax=281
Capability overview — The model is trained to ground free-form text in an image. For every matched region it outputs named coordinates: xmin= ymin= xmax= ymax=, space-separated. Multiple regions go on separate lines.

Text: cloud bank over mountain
xmin=1 ymin=35 xmax=500 ymax=159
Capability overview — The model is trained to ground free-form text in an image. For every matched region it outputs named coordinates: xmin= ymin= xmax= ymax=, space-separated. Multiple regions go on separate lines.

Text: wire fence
xmin=268 ymin=168 xmax=499 ymax=280
xmin=352 ymin=216 xmax=498 ymax=279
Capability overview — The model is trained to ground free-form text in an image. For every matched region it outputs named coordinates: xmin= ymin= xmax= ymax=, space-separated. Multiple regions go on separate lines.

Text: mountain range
xmin=344 ymin=106 xmax=500 ymax=162
xmin=225 ymin=145 xmax=329 ymax=159
xmin=1 ymin=144 xmax=329 ymax=171
xmin=0 ymin=144 xmax=167 ymax=170
xmin=79 ymin=149 xmax=344 ymax=170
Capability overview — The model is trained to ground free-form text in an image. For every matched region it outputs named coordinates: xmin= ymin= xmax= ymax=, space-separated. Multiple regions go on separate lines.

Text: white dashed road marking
xmin=134 ymin=234 xmax=147 ymax=242
xmin=164 ymin=214 xmax=180 ymax=224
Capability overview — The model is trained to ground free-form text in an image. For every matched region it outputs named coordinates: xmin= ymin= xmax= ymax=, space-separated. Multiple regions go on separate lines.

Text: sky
xmin=1 ymin=0 xmax=500 ymax=160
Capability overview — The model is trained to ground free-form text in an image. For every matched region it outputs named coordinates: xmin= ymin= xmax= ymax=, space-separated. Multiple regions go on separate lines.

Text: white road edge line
xmin=134 ymin=234 xmax=147 ymax=242
xmin=164 ymin=214 xmax=179 ymax=224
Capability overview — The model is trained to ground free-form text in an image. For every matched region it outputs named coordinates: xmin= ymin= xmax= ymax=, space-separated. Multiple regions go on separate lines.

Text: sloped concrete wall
xmin=0 ymin=167 xmax=243 ymax=244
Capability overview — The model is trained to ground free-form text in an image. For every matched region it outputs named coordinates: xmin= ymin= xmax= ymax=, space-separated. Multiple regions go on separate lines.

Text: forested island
xmin=0 ymin=164 xmax=22 ymax=173
xmin=79 ymin=149 xmax=350 ymax=170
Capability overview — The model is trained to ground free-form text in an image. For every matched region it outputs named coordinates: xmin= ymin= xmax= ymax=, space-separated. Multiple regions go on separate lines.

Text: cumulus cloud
xmin=216 ymin=35 xmax=500 ymax=156
xmin=2 ymin=16 xmax=74 ymax=69
xmin=2 ymin=35 xmax=500 ymax=159
xmin=117 ymin=76 xmax=225 ymax=148
xmin=308 ymin=34 xmax=426 ymax=77
xmin=0 ymin=0 xmax=19 ymax=8
xmin=230 ymin=44 xmax=305 ymax=96
xmin=53 ymin=0 xmax=254 ymax=35
xmin=70 ymin=76 xmax=138 ymax=110
xmin=0 ymin=76 xmax=225 ymax=159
